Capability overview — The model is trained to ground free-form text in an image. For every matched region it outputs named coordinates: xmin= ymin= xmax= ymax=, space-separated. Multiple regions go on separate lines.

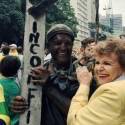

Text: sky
xmin=99 ymin=0 xmax=125 ymax=26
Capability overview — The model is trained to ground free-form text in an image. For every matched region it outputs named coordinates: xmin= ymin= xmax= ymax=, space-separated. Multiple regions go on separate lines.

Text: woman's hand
xmin=10 ymin=96 xmax=28 ymax=114
xmin=30 ymin=66 xmax=50 ymax=86
xmin=76 ymin=66 xmax=92 ymax=86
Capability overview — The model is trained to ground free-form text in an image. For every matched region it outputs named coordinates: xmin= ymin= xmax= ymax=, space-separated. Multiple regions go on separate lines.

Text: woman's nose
xmin=97 ymin=64 xmax=105 ymax=71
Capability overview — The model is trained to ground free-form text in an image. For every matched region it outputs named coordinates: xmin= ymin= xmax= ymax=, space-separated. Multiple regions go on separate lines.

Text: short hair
xmin=2 ymin=46 xmax=10 ymax=55
xmin=0 ymin=56 xmax=21 ymax=77
xmin=1 ymin=42 xmax=8 ymax=47
xmin=95 ymin=39 xmax=125 ymax=69
xmin=81 ymin=37 xmax=95 ymax=48
xmin=17 ymin=46 xmax=23 ymax=54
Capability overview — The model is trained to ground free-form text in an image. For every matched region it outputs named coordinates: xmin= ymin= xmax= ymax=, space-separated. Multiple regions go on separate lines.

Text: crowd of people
xmin=0 ymin=23 xmax=125 ymax=125
xmin=0 ymin=43 xmax=23 ymax=125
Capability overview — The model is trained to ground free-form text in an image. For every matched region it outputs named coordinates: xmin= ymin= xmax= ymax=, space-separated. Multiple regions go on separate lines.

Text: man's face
xmin=48 ymin=34 xmax=73 ymax=65
xmin=84 ymin=42 xmax=96 ymax=58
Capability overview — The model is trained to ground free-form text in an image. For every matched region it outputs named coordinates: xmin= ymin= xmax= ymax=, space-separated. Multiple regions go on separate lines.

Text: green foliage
xmin=0 ymin=0 xmax=24 ymax=43
xmin=20 ymin=0 xmax=26 ymax=14
xmin=0 ymin=0 xmax=77 ymax=44
xmin=46 ymin=0 xmax=78 ymax=36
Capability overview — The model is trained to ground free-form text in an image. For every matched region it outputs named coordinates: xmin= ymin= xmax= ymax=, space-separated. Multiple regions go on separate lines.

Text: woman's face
xmin=94 ymin=53 xmax=124 ymax=85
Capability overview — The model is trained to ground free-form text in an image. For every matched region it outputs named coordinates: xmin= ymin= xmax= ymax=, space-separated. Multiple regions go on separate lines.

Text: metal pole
xmin=95 ymin=0 xmax=99 ymax=42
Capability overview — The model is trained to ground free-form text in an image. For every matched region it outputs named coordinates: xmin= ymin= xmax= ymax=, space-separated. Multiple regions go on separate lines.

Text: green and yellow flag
xmin=0 ymin=84 xmax=10 ymax=125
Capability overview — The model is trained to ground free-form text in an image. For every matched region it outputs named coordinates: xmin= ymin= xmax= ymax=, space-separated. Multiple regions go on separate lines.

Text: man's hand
xmin=30 ymin=66 xmax=50 ymax=86
xmin=10 ymin=96 xmax=28 ymax=114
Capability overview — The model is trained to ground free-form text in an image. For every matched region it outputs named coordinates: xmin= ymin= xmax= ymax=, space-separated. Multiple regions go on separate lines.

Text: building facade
xmin=112 ymin=14 xmax=123 ymax=35
xmin=70 ymin=0 xmax=96 ymax=41
xmin=100 ymin=14 xmax=123 ymax=36
xmin=70 ymin=0 xmax=89 ymax=41
xmin=88 ymin=0 xmax=96 ymax=23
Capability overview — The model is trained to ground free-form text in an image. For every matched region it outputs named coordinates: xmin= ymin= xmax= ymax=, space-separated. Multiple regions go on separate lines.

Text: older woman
xmin=67 ymin=39 xmax=125 ymax=125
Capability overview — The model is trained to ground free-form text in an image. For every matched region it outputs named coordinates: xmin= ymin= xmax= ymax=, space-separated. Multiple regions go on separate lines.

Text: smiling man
xmin=11 ymin=24 xmax=79 ymax=125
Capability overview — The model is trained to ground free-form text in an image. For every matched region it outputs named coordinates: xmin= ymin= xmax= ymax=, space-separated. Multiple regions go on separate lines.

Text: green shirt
xmin=0 ymin=77 xmax=21 ymax=125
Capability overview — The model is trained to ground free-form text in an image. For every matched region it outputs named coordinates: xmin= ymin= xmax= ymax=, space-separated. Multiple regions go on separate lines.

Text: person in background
xmin=73 ymin=37 xmax=97 ymax=97
xmin=79 ymin=37 xmax=96 ymax=66
xmin=120 ymin=34 xmax=125 ymax=40
xmin=0 ymin=42 xmax=8 ymax=53
xmin=9 ymin=44 xmax=18 ymax=56
xmin=0 ymin=45 xmax=10 ymax=61
xmin=17 ymin=46 xmax=23 ymax=55
xmin=17 ymin=46 xmax=23 ymax=68
xmin=68 ymin=39 xmax=125 ymax=125
xmin=17 ymin=46 xmax=24 ymax=82
xmin=0 ymin=56 xmax=21 ymax=125
xmin=0 ymin=42 xmax=9 ymax=61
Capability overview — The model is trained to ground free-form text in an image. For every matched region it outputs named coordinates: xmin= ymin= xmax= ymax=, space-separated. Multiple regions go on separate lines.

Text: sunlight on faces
xmin=94 ymin=53 xmax=124 ymax=85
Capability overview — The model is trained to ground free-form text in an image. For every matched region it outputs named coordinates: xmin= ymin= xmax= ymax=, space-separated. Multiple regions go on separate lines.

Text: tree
xmin=0 ymin=0 xmax=24 ymax=44
xmin=0 ymin=0 xmax=78 ymax=45
xmin=16 ymin=0 xmax=78 ymax=37
xmin=46 ymin=0 xmax=78 ymax=36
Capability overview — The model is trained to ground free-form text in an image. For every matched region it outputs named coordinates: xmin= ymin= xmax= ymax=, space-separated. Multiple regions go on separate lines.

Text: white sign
xmin=19 ymin=1 xmax=45 ymax=125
